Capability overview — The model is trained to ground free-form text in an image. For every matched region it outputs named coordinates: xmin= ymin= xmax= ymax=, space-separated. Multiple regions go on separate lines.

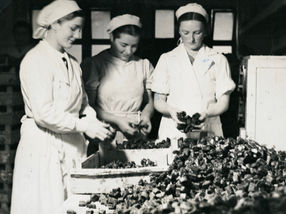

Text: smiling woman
xmin=10 ymin=1 xmax=114 ymax=214
xmin=43 ymin=10 xmax=84 ymax=52
xmin=81 ymin=14 xmax=154 ymax=154
xmin=110 ymin=25 xmax=141 ymax=61
xmin=54 ymin=10 xmax=85 ymax=50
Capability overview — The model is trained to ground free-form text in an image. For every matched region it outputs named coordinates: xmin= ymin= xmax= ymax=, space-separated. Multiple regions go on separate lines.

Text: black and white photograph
xmin=1 ymin=0 xmax=286 ymax=213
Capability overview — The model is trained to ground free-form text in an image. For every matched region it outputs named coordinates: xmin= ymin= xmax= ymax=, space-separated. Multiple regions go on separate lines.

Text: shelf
xmin=240 ymin=0 xmax=286 ymax=35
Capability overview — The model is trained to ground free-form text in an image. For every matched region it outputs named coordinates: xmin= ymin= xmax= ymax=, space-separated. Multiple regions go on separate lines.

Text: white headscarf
xmin=175 ymin=3 xmax=209 ymax=23
xmin=33 ymin=0 xmax=81 ymax=39
xmin=107 ymin=14 xmax=142 ymax=34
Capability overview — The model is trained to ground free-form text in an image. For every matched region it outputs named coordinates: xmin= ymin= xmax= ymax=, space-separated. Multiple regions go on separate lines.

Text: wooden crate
xmin=73 ymin=131 xmax=209 ymax=194
xmin=61 ymin=194 xmax=107 ymax=214
xmin=82 ymin=147 xmax=174 ymax=168
xmin=72 ymin=147 xmax=172 ymax=194
xmin=71 ymin=166 xmax=168 ymax=194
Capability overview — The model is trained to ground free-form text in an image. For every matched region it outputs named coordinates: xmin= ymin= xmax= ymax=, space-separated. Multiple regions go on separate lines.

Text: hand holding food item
xmin=176 ymin=111 xmax=204 ymax=133
xmin=79 ymin=117 xmax=114 ymax=141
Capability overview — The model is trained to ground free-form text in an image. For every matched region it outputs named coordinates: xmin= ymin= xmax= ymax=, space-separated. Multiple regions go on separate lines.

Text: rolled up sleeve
xmin=151 ymin=54 xmax=170 ymax=95
xmin=143 ymin=59 xmax=154 ymax=90
xmin=215 ymin=55 xmax=236 ymax=99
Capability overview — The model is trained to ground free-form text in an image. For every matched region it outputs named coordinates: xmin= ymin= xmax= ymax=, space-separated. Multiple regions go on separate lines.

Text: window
xmin=212 ymin=12 xmax=234 ymax=41
xmin=212 ymin=45 xmax=232 ymax=54
xmin=211 ymin=9 xmax=235 ymax=54
xmin=91 ymin=11 xmax=111 ymax=39
xmin=89 ymin=10 xmax=111 ymax=57
xmin=92 ymin=44 xmax=110 ymax=55
xmin=155 ymin=10 xmax=175 ymax=38
xmin=66 ymin=44 xmax=82 ymax=63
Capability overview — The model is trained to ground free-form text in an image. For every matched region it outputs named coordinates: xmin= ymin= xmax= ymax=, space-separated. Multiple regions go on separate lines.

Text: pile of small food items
xmin=79 ymin=136 xmax=286 ymax=214
xmin=176 ymin=111 xmax=204 ymax=133
xmin=116 ymin=138 xmax=171 ymax=149
xmin=100 ymin=159 xmax=156 ymax=169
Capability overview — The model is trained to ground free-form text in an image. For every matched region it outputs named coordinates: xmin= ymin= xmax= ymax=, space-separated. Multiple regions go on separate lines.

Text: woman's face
xmin=179 ymin=20 xmax=205 ymax=51
xmin=110 ymin=33 xmax=140 ymax=62
xmin=55 ymin=16 xmax=84 ymax=51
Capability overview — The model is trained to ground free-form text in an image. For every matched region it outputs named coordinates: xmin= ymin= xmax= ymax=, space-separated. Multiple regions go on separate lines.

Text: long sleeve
xmin=81 ymin=57 xmax=101 ymax=108
xmin=20 ymin=51 xmax=83 ymax=133
xmin=80 ymin=81 xmax=97 ymax=119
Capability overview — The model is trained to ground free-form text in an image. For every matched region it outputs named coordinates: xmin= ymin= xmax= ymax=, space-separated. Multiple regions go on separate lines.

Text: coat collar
xmin=40 ymin=39 xmax=66 ymax=59
xmin=173 ymin=44 xmax=217 ymax=75
xmin=172 ymin=43 xmax=218 ymax=58
xmin=39 ymin=40 xmax=81 ymax=86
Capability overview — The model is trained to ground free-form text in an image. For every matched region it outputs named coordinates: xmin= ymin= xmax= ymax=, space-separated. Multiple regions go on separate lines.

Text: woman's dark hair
xmin=177 ymin=12 xmax=207 ymax=27
xmin=112 ymin=25 xmax=141 ymax=39
xmin=57 ymin=10 xmax=85 ymax=23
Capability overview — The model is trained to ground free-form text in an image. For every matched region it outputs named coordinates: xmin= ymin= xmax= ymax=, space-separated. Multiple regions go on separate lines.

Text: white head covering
xmin=33 ymin=0 xmax=82 ymax=39
xmin=175 ymin=3 xmax=209 ymax=23
xmin=107 ymin=14 xmax=142 ymax=34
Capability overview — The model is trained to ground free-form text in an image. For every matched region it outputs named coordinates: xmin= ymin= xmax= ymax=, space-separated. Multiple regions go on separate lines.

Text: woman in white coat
xmin=11 ymin=1 xmax=113 ymax=213
xmin=152 ymin=3 xmax=236 ymax=140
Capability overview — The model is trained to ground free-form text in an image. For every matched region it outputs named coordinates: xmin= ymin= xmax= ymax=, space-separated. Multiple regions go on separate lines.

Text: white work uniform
xmin=151 ymin=44 xmax=235 ymax=140
xmin=11 ymin=40 xmax=95 ymax=214
xmin=82 ymin=49 xmax=153 ymax=143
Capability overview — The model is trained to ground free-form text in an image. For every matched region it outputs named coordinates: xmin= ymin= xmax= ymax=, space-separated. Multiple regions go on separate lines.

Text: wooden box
xmin=70 ymin=166 xmax=168 ymax=194
xmin=82 ymin=146 xmax=174 ymax=168
xmin=71 ymin=147 xmax=173 ymax=194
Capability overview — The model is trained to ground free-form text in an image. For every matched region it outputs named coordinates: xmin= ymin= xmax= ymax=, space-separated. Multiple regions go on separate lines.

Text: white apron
xmin=83 ymin=50 xmax=153 ymax=153
xmin=11 ymin=40 xmax=88 ymax=214
xmin=152 ymin=44 xmax=236 ymax=141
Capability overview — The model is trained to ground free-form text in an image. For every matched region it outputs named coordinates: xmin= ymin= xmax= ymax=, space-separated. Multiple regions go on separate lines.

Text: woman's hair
xmin=112 ymin=25 xmax=141 ymax=39
xmin=57 ymin=10 xmax=85 ymax=23
xmin=177 ymin=12 xmax=207 ymax=27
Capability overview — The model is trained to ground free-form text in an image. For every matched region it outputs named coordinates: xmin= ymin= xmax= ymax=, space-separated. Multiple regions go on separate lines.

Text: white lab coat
xmin=152 ymin=44 xmax=235 ymax=140
xmin=11 ymin=40 xmax=96 ymax=214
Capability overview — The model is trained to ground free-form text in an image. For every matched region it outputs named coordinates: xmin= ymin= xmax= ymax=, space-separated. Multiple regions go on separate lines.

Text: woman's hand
xmin=84 ymin=118 xmax=114 ymax=141
xmin=115 ymin=117 xmax=139 ymax=136
xmin=199 ymin=111 xmax=208 ymax=122
xmin=154 ymin=93 xmax=181 ymax=123
xmin=139 ymin=114 xmax=152 ymax=135
xmin=168 ymin=107 xmax=181 ymax=123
